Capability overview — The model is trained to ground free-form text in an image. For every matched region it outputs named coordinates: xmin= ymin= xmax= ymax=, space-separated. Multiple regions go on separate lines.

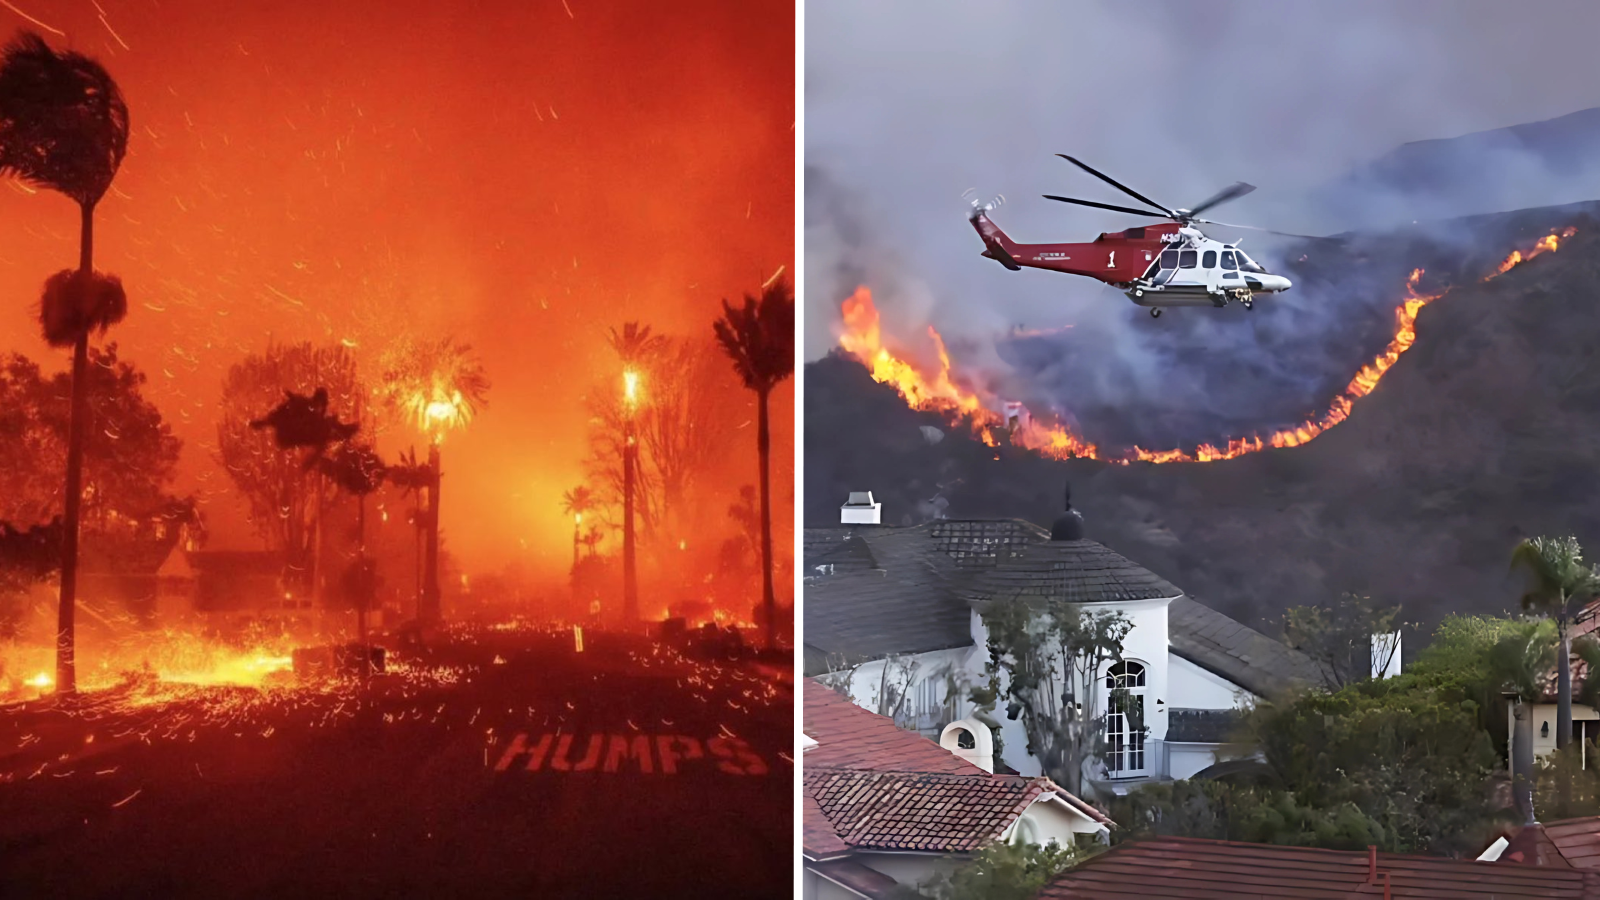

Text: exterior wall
xmin=998 ymin=795 xmax=1106 ymax=841
xmin=836 ymin=647 xmax=970 ymax=732
xmin=1167 ymin=652 xmax=1251 ymax=710
xmin=855 ymin=853 xmax=964 ymax=888
xmin=964 ymin=597 xmax=1175 ymax=779
xmin=803 ymin=868 xmax=865 ymax=900
xmin=1167 ymin=744 xmax=1224 ymax=781
xmin=1520 ymin=702 xmax=1600 ymax=759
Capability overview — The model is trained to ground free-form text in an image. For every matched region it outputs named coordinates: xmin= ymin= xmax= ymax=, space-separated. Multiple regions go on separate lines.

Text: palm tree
xmin=561 ymin=485 xmax=595 ymax=573
xmin=1511 ymin=535 xmax=1600 ymax=749
xmin=0 ymin=32 xmax=130 ymax=696
xmin=713 ymin=277 xmax=794 ymax=651
xmin=377 ymin=337 xmax=489 ymax=624
xmin=606 ymin=322 xmax=664 ymax=624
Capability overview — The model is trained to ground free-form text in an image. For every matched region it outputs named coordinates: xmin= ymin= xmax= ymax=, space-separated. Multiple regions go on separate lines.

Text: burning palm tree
xmin=607 ymin=323 xmax=664 ymax=624
xmin=0 ymin=32 xmax=130 ymax=695
xmin=713 ymin=274 xmax=794 ymax=650
xmin=378 ymin=336 xmax=488 ymax=624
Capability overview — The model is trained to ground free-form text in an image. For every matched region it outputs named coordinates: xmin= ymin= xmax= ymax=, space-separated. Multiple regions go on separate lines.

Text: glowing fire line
xmin=838 ymin=227 xmax=1577 ymax=464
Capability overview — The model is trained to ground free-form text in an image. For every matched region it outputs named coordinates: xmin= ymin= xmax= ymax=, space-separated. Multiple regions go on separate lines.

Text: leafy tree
xmin=714 ymin=278 xmax=795 ymax=651
xmin=895 ymin=839 xmax=1089 ymax=900
xmin=639 ymin=336 xmax=739 ymax=531
xmin=1 ymin=31 xmax=130 ymax=695
xmin=0 ymin=347 xmax=183 ymax=530
xmin=1534 ymin=739 xmax=1600 ymax=822
xmin=217 ymin=343 xmax=363 ymax=591
xmin=1114 ymin=615 xmax=1552 ymax=856
xmin=976 ymin=595 xmax=1132 ymax=799
xmin=1284 ymin=593 xmax=1402 ymax=688
xmin=1510 ymin=536 xmax=1600 ymax=749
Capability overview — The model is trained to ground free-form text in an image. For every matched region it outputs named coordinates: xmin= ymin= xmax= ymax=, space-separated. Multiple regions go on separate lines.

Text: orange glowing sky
xmin=0 ymin=0 xmax=794 ymax=576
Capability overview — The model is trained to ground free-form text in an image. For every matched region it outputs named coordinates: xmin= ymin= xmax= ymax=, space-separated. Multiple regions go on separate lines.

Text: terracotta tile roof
xmin=1039 ymin=836 xmax=1600 ymax=898
xmin=1501 ymin=822 xmax=1572 ymax=867
xmin=1537 ymin=816 xmax=1600 ymax=869
xmin=804 ymin=768 xmax=1050 ymax=852
xmin=802 ymin=678 xmax=986 ymax=775
xmin=803 ymin=793 xmax=852 ymax=859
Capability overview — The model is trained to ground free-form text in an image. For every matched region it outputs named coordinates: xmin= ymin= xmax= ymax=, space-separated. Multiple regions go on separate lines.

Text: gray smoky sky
xmin=805 ymin=0 xmax=1600 ymax=447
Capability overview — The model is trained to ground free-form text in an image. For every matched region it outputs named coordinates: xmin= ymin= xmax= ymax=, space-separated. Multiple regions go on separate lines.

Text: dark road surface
xmin=0 ymin=624 xmax=793 ymax=898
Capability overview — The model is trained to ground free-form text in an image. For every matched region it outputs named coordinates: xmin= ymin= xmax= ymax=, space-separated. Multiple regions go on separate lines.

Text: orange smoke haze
xmin=0 ymin=1 xmax=793 ymax=579
xmin=838 ymin=228 xmax=1576 ymax=464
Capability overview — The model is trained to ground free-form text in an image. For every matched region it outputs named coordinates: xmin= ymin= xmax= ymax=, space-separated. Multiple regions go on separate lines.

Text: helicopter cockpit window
xmin=1236 ymin=251 xmax=1264 ymax=273
xmin=1201 ymin=250 xmax=1216 ymax=269
xmin=1221 ymin=251 xmax=1238 ymax=270
xmin=1160 ymin=250 xmax=1179 ymax=269
xmin=1178 ymin=250 xmax=1197 ymax=269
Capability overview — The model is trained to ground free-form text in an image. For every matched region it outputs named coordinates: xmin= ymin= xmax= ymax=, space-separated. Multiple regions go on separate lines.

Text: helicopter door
xmin=1201 ymin=248 xmax=1221 ymax=293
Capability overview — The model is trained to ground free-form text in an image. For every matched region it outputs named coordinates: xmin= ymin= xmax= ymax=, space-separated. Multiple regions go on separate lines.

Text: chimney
xmin=939 ymin=718 xmax=995 ymax=773
xmin=841 ymin=491 xmax=881 ymax=525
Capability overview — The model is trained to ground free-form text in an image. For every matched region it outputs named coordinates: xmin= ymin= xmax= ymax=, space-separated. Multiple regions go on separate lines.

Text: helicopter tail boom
xmin=970 ymin=210 xmax=1023 ymax=270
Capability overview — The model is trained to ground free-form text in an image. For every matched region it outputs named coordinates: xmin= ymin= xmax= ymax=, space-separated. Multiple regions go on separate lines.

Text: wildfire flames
xmin=838 ymin=228 xmax=1577 ymax=464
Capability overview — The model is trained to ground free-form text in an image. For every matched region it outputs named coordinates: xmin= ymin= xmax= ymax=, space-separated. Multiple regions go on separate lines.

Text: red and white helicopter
xmin=968 ymin=155 xmax=1308 ymax=318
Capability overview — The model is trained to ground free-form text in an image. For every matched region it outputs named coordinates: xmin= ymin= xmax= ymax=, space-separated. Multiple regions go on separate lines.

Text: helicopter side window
xmin=1178 ymin=250 xmax=1197 ymax=269
xmin=1221 ymin=251 xmax=1237 ymax=270
xmin=1160 ymin=250 xmax=1179 ymax=269
xmin=1201 ymin=250 xmax=1217 ymax=269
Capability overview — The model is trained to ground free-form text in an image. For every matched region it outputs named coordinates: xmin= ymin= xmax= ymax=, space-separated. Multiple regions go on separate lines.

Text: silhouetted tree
xmin=1 ymin=31 xmax=130 ymax=694
xmin=713 ymin=278 xmax=794 ymax=650
xmin=561 ymin=486 xmax=595 ymax=573
xmin=217 ymin=343 xmax=362 ymax=595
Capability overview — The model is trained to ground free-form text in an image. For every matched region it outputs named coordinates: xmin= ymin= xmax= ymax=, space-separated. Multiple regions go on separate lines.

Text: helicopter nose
xmin=1264 ymin=274 xmax=1291 ymax=293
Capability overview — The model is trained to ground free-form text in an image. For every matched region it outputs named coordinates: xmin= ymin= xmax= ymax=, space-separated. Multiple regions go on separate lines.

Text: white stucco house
xmin=803 ymin=506 xmax=1329 ymax=794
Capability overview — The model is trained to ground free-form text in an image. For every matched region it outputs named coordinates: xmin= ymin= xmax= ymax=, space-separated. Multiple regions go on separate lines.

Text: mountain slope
xmin=805 ymin=203 xmax=1600 ymax=634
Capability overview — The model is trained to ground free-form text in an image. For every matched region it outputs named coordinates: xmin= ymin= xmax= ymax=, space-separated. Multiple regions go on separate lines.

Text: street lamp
xmin=622 ymin=367 xmax=641 ymax=625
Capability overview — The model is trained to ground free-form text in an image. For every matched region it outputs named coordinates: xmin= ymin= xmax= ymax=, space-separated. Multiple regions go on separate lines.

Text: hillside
xmin=805 ymin=202 xmax=1600 ymax=635
xmin=1312 ymin=106 xmax=1600 ymax=230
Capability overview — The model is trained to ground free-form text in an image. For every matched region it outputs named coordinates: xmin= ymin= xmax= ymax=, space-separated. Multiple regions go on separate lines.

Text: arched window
xmin=1105 ymin=660 xmax=1146 ymax=689
xmin=1104 ymin=660 xmax=1148 ymax=776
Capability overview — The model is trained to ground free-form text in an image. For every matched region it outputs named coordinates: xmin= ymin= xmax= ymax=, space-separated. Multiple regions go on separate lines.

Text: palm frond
xmin=37 ymin=268 xmax=125 ymax=347
xmin=713 ymin=278 xmax=794 ymax=393
xmin=0 ymin=31 xmax=128 ymax=206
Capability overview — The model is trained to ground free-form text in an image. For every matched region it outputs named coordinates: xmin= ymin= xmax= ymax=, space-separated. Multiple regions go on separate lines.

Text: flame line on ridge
xmin=837 ymin=227 xmax=1577 ymax=464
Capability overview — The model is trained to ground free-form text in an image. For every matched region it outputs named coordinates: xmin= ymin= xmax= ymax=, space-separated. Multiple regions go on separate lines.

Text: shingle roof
xmin=964 ymin=539 xmax=1181 ymax=605
xmin=1039 ymin=836 xmax=1600 ymax=898
xmin=804 ymin=769 xmax=1050 ymax=852
xmin=805 ymin=521 xmax=1326 ymax=695
xmin=803 ymin=520 xmax=1048 ymax=664
xmin=802 ymin=679 xmax=985 ymax=775
xmin=1168 ymin=596 xmax=1326 ymax=696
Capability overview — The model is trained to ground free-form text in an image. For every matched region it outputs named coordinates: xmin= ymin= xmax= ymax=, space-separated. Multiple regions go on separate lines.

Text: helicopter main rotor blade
xmin=1042 ymin=195 xmax=1171 ymax=219
xmin=1056 ymin=155 xmax=1176 ymax=217
xmin=1195 ymin=218 xmax=1345 ymax=242
xmin=1186 ymin=182 xmax=1256 ymax=218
